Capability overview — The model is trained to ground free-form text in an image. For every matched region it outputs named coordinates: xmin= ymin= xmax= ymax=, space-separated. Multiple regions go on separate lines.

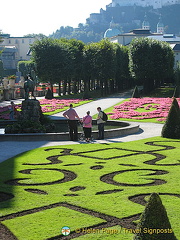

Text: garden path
xmin=0 ymin=91 xmax=163 ymax=163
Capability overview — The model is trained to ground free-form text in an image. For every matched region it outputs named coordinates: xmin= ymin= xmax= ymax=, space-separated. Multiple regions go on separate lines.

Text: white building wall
xmin=0 ymin=37 xmax=36 ymax=60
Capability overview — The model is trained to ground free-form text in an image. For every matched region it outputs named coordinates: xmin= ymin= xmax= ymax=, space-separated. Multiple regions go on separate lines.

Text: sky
xmin=0 ymin=0 xmax=111 ymax=37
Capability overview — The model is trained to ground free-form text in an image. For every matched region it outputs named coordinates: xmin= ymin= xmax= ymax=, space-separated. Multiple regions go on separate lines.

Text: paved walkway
xmin=0 ymin=91 xmax=163 ymax=163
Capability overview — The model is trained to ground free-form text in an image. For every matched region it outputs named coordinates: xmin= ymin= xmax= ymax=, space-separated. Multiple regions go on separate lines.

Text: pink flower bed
xmin=39 ymin=99 xmax=85 ymax=113
xmin=108 ymin=98 xmax=180 ymax=122
xmin=0 ymin=99 xmax=86 ymax=120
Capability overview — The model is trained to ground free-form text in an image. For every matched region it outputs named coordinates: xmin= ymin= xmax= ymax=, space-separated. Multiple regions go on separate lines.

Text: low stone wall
xmin=0 ymin=120 xmax=139 ymax=141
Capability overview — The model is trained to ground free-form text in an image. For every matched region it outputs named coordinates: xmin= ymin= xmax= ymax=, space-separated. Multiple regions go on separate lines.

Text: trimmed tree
xmin=161 ymin=101 xmax=180 ymax=139
xmin=45 ymin=88 xmax=53 ymax=99
xmin=133 ymin=193 xmax=177 ymax=240
xmin=172 ymin=97 xmax=180 ymax=111
xmin=132 ymin=85 xmax=140 ymax=98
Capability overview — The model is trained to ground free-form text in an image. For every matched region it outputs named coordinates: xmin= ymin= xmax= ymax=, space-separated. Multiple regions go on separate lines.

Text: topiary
xmin=173 ymin=86 xmax=180 ymax=98
xmin=45 ymin=88 xmax=53 ymax=99
xmin=133 ymin=193 xmax=177 ymax=240
xmin=171 ymin=97 xmax=180 ymax=111
xmin=161 ymin=102 xmax=180 ymax=139
xmin=132 ymin=85 xmax=140 ymax=98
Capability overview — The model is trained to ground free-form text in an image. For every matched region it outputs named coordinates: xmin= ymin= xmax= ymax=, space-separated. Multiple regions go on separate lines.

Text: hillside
xmin=50 ymin=4 xmax=180 ymax=43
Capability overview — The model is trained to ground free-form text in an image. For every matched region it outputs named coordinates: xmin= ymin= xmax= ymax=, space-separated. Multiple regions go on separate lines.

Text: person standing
xmin=63 ymin=104 xmax=81 ymax=141
xmin=82 ymin=111 xmax=92 ymax=142
xmin=96 ymin=107 xmax=105 ymax=140
xmin=9 ymin=101 xmax=16 ymax=120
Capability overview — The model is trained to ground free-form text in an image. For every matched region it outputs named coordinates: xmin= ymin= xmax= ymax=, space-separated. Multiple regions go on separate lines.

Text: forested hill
xmin=49 ymin=4 xmax=180 ymax=43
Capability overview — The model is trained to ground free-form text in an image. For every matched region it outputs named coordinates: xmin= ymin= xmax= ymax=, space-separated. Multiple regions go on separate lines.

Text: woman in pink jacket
xmin=82 ymin=111 xmax=92 ymax=142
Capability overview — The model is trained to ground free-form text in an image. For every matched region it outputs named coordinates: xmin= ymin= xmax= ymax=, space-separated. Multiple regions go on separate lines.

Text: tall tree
xmin=31 ymin=38 xmax=69 ymax=94
xmin=129 ymin=38 xmax=174 ymax=94
xmin=96 ymin=39 xmax=116 ymax=96
xmin=114 ymin=43 xmax=131 ymax=91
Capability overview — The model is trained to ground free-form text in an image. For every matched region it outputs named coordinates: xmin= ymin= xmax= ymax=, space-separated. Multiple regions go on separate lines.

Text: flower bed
xmin=0 ymin=99 xmax=90 ymax=120
xmin=107 ymin=98 xmax=180 ymax=122
xmin=39 ymin=99 xmax=86 ymax=114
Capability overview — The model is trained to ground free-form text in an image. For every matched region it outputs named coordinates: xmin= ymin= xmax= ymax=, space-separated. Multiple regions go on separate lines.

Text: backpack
xmin=101 ymin=111 xmax=108 ymax=122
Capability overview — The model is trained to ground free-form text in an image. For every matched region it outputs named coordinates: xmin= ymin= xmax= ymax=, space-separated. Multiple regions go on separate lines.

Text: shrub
xmin=5 ymin=120 xmax=46 ymax=133
xmin=133 ymin=193 xmax=177 ymax=240
xmin=161 ymin=102 xmax=180 ymax=139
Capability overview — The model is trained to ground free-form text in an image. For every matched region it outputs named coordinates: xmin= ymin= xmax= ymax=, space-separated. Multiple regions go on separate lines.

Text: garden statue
xmin=24 ymin=75 xmax=35 ymax=100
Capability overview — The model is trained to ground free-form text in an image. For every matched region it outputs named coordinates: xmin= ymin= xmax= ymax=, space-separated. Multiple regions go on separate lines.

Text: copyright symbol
xmin=75 ymin=228 xmax=81 ymax=233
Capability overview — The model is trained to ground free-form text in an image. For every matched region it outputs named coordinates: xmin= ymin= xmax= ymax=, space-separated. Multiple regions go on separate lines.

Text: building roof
xmin=104 ymin=28 xmax=121 ymax=38
xmin=170 ymin=43 xmax=180 ymax=51
xmin=147 ymin=34 xmax=180 ymax=43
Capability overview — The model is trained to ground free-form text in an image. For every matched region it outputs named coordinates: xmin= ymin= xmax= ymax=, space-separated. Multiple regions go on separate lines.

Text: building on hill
xmin=110 ymin=29 xmax=162 ymax=45
xmin=104 ymin=18 xmax=121 ymax=38
xmin=157 ymin=15 xmax=164 ymax=34
xmin=111 ymin=0 xmax=180 ymax=9
xmin=86 ymin=0 xmax=180 ymax=36
xmin=142 ymin=13 xmax=150 ymax=30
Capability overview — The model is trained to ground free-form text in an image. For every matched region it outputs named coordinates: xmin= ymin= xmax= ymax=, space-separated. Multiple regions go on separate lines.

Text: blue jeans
xmin=98 ymin=123 xmax=104 ymax=139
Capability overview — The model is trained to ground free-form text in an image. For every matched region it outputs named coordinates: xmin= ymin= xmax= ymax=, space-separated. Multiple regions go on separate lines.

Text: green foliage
xmin=5 ymin=120 xmax=46 ymax=133
xmin=172 ymin=97 xmax=180 ymax=111
xmin=133 ymin=193 xmax=178 ymax=240
xmin=7 ymin=75 xmax=16 ymax=79
xmin=114 ymin=44 xmax=131 ymax=91
xmin=161 ymin=103 xmax=180 ymax=139
xmin=129 ymin=38 xmax=174 ymax=94
xmin=0 ymin=60 xmax=4 ymax=78
xmin=17 ymin=61 xmax=35 ymax=77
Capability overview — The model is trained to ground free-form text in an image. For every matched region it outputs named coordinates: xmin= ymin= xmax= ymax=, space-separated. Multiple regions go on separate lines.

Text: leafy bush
xmin=5 ymin=120 xmax=46 ymax=133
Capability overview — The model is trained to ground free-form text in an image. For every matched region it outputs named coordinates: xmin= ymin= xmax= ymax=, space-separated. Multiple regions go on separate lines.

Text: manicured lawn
xmin=0 ymin=137 xmax=180 ymax=239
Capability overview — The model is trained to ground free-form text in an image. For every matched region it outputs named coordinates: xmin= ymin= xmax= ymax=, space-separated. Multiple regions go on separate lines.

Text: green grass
xmin=147 ymin=87 xmax=175 ymax=98
xmin=0 ymin=137 xmax=180 ymax=239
